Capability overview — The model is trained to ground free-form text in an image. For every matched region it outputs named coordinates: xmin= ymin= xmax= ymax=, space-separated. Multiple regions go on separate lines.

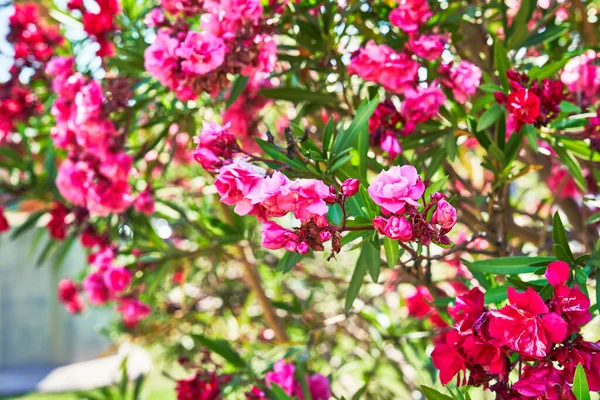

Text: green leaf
xmin=556 ymin=136 xmax=600 ymax=162
xmin=269 ymin=384 xmax=294 ymax=400
xmin=332 ymin=96 xmax=379 ymax=157
xmin=573 ymin=363 xmax=591 ymax=400
xmin=493 ymin=40 xmax=510 ymax=90
xmin=553 ymin=212 xmax=574 ymax=262
xmin=521 ymin=24 xmax=569 ymax=48
xmin=529 ymin=57 xmax=571 ymax=79
xmin=506 ymin=0 xmax=535 ymax=49
xmin=503 ymin=124 xmax=525 ymax=167
xmin=383 ymin=237 xmax=400 ymax=268
xmin=10 ymin=210 xmax=45 ymax=240
xmin=225 ymin=75 xmax=249 ymax=108
xmin=422 ymin=386 xmax=453 ymax=400
xmin=364 ymin=238 xmax=381 ymax=283
xmin=523 ymin=124 xmax=538 ymax=151
xmin=345 ymin=251 xmax=369 ymax=312
xmin=463 ymin=256 xmax=556 ymax=274
xmin=477 ymin=104 xmax=503 ymax=132
xmin=259 ymin=88 xmax=339 ymax=105
xmin=357 ymin=114 xmax=370 ymax=184
xmin=559 ymin=101 xmax=582 ymax=114
xmin=191 ymin=335 xmax=246 ymax=368
xmin=553 ymin=144 xmax=587 ymax=191
xmin=322 ymin=117 xmax=335 ymax=153
xmin=277 ymin=252 xmax=304 ymax=274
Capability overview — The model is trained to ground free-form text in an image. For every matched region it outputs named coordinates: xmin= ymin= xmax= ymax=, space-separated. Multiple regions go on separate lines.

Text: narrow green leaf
xmin=10 ymin=210 xmax=45 ymax=240
xmin=422 ymin=385 xmax=453 ymax=400
xmin=364 ymin=238 xmax=381 ymax=283
xmin=523 ymin=124 xmax=538 ymax=151
xmin=345 ymin=253 xmax=368 ymax=312
xmin=477 ymin=104 xmax=503 ymax=132
xmin=503 ymin=125 xmax=525 ymax=167
xmin=277 ymin=252 xmax=304 ymax=274
xmin=529 ymin=57 xmax=571 ymax=79
xmin=357 ymin=116 xmax=370 ymax=184
xmin=559 ymin=101 xmax=582 ymax=114
xmin=383 ymin=237 xmax=400 ymax=268
xmin=192 ymin=334 xmax=246 ymax=368
xmin=225 ymin=75 xmax=249 ymax=108
xmin=554 ymin=145 xmax=587 ymax=191
xmin=269 ymin=384 xmax=294 ymax=400
xmin=332 ymin=96 xmax=379 ymax=157
xmin=506 ymin=0 xmax=534 ymax=48
xmin=463 ymin=256 xmax=556 ymax=274
xmin=493 ymin=40 xmax=510 ymax=90
xmin=322 ymin=117 xmax=335 ymax=153
xmin=521 ymin=24 xmax=569 ymax=48
xmin=553 ymin=212 xmax=574 ymax=262
xmin=573 ymin=363 xmax=591 ymax=400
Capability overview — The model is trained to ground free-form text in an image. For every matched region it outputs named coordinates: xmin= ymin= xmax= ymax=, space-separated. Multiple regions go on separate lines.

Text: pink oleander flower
xmin=307 ymin=374 xmax=332 ymax=400
xmin=432 ymin=199 xmax=457 ymax=231
xmin=144 ymin=29 xmax=180 ymax=88
xmin=242 ymin=34 xmax=278 ymax=76
xmin=552 ymin=285 xmax=592 ymax=335
xmin=384 ymin=215 xmax=413 ymax=241
xmin=341 ymin=178 xmax=359 ymax=197
xmin=368 ymin=165 xmax=425 ymax=214
xmin=489 ymin=287 xmax=567 ymax=360
xmin=431 ymin=329 xmax=468 ymax=385
xmin=505 ymin=89 xmax=541 ymax=125
xmin=116 ymin=298 xmax=151 ymax=327
xmin=264 ymin=360 xmax=331 ymax=400
xmin=82 ymin=271 xmax=111 ymax=305
xmin=87 ymin=180 xmax=134 ymax=217
xmin=58 ymin=279 xmax=79 ymax=303
xmin=215 ymin=160 xmax=266 ymax=215
xmin=278 ymin=179 xmax=332 ymax=221
xmin=176 ymin=31 xmax=226 ymax=75
xmin=561 ymin=50 xmax=600 ymax=106
xmin=441 ymin=61 xmax=482 ymax=104
xmin=89 ymin=246 xmax=116 ymax=269
xmin=372 ymin=216 xmax=387 ymax=234
xmin=379 ymin=52 xmax=420 ymax=94
xmin=408 ymin=34 xmax=445 ymax=61
xmin=402 ymin=85 xmax=446 ymax=125
xmin=247 ymin=171 xmax=290 ymax=221
xmin=134 ymin=190 xmax=155 ymax=216
xmin=406 ymin=286 xmax=435 ymax=318
xmin=348 ymin=40 xmax=390 ymax=82
xmin=380 ymin=133 xmax=403 ymax=159
xmin=265 ymin=360 xmax=296 ymax=395
xmin=103 ymin=266 xmax=132 ymax=293
xmin=348 ymin=41 xmax=419 ymax=94
xmin=56 ymin=159 xmax=92 ymax=207
xmin=513 ymin=364 xmax=571 ymax=399
xmin=448 ymin=287 xmax=486 ymax=332
xmin=144 ymin=8 xmax=165 ymax=27
xmin=260 ymin=221 xmax=298 ymax=251
xmin=193 ymin=121 xmax=239 ymax=171
xmin=546 ymin=260 xmax=570 ymax=287
xmin=389 ymin=0 xmax=432 ymax=34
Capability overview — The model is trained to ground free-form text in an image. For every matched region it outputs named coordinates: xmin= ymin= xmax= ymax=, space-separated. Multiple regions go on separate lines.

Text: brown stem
xmin=237 ymin=243 xmax=289 ymax=342
xmin=572 ymin=0 xmax=598 ymax=46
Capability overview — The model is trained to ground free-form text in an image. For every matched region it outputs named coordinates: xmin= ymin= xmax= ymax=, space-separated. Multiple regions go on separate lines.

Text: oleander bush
xmin=1 ymin=0 xmax=600 ymax=398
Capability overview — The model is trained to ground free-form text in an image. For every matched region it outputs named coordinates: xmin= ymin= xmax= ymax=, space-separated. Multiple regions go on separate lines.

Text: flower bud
xmin=372 ymin=217 xmax=388 ymax=235
xmin=319 ymin=231 xmax=332 ymax=242
xmin=432 ymin=200 xmax=457 ymax=231
xmin=384 ymin=216 xmax=413 ymax=242
xmin=297 ymin=241 xmax=310 ymax=254
xmin=341 ymin=178 xmax=359 ymax=197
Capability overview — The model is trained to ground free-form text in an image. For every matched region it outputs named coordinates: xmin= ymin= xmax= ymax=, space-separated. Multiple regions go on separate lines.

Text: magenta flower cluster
xmin=432 ymin=261 xmax=597 ymax=399
xmin=144 ymin=0 xmax=276 ymax=101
